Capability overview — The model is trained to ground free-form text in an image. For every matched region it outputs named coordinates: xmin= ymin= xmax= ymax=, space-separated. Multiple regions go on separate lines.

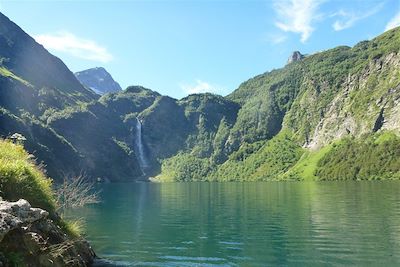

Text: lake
xmin=67 ymin=182 xmax=400 ymax=266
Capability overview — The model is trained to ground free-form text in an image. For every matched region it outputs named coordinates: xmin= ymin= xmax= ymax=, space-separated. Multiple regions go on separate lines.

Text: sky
xmin=0 ymin=0 xmax=399 ymax=99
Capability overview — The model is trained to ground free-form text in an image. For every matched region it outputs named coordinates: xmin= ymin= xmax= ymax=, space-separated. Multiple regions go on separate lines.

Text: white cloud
xmin=180 ymin=80 xmax=222 ymax=95
xmin=273 ymin=0 xmax=324 ymax=43
xmin=332 ymin=4 xmax=383 ymax=31
xmin=34 ymin=31 xmax=113 ymax=63
xmin=385 ymin=11 xmax=400 ymax=31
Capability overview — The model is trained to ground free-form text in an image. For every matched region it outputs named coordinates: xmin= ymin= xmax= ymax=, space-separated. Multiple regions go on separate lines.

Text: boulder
xmin=0 ymin=199 xmax=95 ymax=266
xmin=0 ymin=199 xmax=48 ymax=242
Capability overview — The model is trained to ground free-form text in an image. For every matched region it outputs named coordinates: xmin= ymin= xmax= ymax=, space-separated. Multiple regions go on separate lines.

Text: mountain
xmin=0 ymin=9 xmax=238 ymax=182
xmin=0 ymin=10 xmax=238 ymax=182
xmin=0 ymin=13 xmax=145 ymax=181
xmin=0 ymin=13 xmax=97 ymax=114
xmin=75 ymin=67 xmax=122 ymax=95
xmin=0 ymin=11 xmax=399 ymax=183
xmin=0 ymin=12 xmax=99 ymax=180
xmin=155 ymin=27 xmax=400 ymax=182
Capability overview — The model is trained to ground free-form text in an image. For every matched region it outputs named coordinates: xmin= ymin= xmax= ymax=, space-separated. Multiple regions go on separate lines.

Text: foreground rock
xmin=0 ymin=199 xmax=95 ymax=266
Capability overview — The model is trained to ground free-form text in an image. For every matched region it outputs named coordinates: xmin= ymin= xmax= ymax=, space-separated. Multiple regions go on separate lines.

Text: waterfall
xmin=135 ymin=117 xmax=148 ymax=172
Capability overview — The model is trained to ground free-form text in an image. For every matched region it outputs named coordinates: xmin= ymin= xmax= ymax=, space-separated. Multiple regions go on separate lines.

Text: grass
xmin=59 ymin=218 xmax=85 ymax=238
xmin=0 ymin=139 xmax=84 ymax=238
xmin=283 ymin=143 xmax=335 ymax=181
xmin=0 ymin=140 xmax=56 ymax=213
xmin=374 ymin=131 xmax=399 ymax=144
xmin=283 ymin=131 xmax=400 ymax=181
xmin=0 ymin=66 xmax=32 ymax=87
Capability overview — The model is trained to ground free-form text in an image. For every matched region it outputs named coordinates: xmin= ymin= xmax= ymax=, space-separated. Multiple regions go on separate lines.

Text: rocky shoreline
xmin=0 ymin=198 xmax=95 ymax=266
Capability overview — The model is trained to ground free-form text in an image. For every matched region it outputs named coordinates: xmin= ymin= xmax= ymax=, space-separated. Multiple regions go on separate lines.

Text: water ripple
xmin=67 ymin=181 xmax=400 ymax=266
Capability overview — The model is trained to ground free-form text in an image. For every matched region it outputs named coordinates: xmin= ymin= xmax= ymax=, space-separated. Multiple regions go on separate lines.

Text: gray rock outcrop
xmin=287 ymin=51 xmax=304 ymax=64
xmin=0 ymin=199 xmax=95 ymax=267
xmin=0 ymin=199 xmax=48 ymax=242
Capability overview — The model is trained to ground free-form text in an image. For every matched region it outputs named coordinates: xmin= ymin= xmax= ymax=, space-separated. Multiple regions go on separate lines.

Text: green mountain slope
xmin=0 ymin=12 xmax=99 ymax=180
xmin=156 ymin=27 xmax=400 ymax=182
xmin=0 ymin=11 xmax=399 ymax=182
xmin=0 ymin=13 xmax=97 ymax=115
xmin=0 ymin=11 xmax=239 ymax=182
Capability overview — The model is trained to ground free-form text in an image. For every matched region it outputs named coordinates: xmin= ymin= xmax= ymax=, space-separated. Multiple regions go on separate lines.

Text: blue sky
xmin=1 ymin=0 xmax=399 ymax=99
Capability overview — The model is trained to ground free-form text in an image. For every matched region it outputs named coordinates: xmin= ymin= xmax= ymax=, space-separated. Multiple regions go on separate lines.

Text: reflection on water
xmin=66 ymin=182 xmax=400 ymax=266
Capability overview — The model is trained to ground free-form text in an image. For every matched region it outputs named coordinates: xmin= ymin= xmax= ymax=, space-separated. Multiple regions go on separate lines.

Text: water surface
xmin=67 ymin=182 xmax=400 ymax=266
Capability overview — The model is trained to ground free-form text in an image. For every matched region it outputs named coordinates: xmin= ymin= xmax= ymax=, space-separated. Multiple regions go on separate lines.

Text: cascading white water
xmin=135 ymin=117 xmax=148 ymax=172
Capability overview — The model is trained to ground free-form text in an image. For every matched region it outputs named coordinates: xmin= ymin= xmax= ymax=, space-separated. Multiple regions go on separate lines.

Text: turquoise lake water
xmin=67 ymin=182 xmax=400 ymax=266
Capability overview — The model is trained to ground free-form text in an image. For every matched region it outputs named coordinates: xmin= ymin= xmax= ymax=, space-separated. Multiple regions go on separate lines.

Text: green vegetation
xmin=279 ymin=131 xmax=400 ymax=181
xmin=209 ymin=131 xmax=303 ymax=181
xmin=0 ymin=139 xmax=84 ymax=237
xmin=157 ymin=28 xmax=400 ymax=182
xmin=0 ymin=140 xmax=56 ymax=212
xmin=156 ymin=131 xmax=303 ymax=182
xmin=0 ymin=66 xmax=32 ymax=87
xmin=0 ymin=8 xmax=399 ymax=183
xmin=154 ymin=152 xmax=213 ymax=182
xmin=282 ymin=143 xmax=335 ymax=181
xmin=158 ymin=130 xmax=400 ymax=182
xmin=316 ymin=132 xmax=400 ymax=180
xmin=99 ymin=85 xmax=160 ymax=115
xmin=60 ymin=218 xmax=85 ymax=237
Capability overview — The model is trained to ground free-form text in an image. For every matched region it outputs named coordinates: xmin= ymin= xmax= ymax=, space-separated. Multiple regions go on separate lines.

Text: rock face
xmin=0 ymin=199 xmax=48 ymax=242
xmin=287 ymin=51 xmax=304 ymax=64
xmin=75 ymin=67 xmax=122 ymax=95
xmin=304 ymin=52 xmax=400 ymax=149
xmin=0 ymin=199 xmax=95 ymax=267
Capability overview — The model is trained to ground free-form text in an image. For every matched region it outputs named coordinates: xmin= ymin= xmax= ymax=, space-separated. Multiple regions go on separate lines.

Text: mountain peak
xmin=75 ymin=67 xmax=122 ymax=95
xmin=287 ymin=51 xmax=304 ymax=64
